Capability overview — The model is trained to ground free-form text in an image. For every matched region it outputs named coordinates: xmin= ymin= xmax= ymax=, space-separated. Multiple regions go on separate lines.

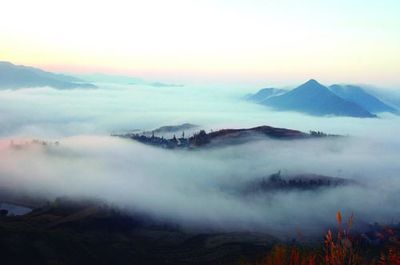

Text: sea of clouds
xmin=0 ymin=83 xmax=399 ymax=236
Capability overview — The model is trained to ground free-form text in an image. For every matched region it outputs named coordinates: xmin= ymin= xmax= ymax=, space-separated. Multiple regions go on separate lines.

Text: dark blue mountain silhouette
xmin=260 ymin=79 xmax=376 ymax=117
xmin=0 ymin=61 xmax=96 ymax=89
xmin=245 ymin=88 xmax=287 ymax=103
xmin=329 ymin=84 xmax=397 ymax=114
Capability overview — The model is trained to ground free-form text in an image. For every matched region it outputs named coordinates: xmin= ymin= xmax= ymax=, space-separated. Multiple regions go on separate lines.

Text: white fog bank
xmin=0 ymin=84 xmax=399 ymax=236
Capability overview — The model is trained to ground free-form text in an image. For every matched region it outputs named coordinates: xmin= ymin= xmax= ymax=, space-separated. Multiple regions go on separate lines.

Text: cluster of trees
xmin=127 ymin=132 xmax=190 ymax=149
xmin=245 ymin=171 xmax=348 ymax=194
xmin=122 ymin=129 xmax=213 ymax=149
xmin=309 ymin=130 xmax=328 ymax=137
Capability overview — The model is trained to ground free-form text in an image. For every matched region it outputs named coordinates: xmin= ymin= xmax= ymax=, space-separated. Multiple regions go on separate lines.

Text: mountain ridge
xmin=329 ymin=84 xmax=397 ymax=114
xmin=248 ymin=79 xmax=376 ymax=118
xmin=245 ymin=88 xmax=287 ymax=102
xmin=0 ymin=61 xmax=96 ymax=89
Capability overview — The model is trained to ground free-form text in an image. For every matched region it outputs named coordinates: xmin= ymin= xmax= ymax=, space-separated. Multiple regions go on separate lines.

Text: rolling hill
xmin=116 ymin=124 xmax=336 ymax=150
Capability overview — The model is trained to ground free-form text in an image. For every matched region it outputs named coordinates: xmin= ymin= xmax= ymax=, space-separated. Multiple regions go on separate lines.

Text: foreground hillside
xmin=0 ymin=197 xmax=399 ymax=265
xmin=0 ymin=197 xmax=276 ymax=265
xmin=241 ymin=212 xmax=400 ymax=265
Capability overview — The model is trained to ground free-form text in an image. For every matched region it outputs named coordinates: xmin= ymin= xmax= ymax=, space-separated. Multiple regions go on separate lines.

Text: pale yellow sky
xmin=1 ymin=0 xmax=399 ymax=87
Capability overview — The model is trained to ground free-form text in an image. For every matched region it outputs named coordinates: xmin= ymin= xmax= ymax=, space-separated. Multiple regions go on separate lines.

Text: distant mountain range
xmin=365 ymin=88 xmax=400 ymax=110
xmin=246 ymin=79 xmax=398 ymax=118
xmin=74 ymin=73 xmax=144 ymax=85
xmin=150 ymin=123 xmax=198 ymax=135
xmin=0 ymin=61 xmax=96 ymax=89
xmin=0 ymin=61 xmax=184 ymax=89
xmin=244 ymin=88 xmax=287 ymax=102
xmin=76 ymin=73 xmax=184 ymax=87
xmin=135 ymin=123 xmax=199 ymax=138
xmin=329 ymin=84 xmax=397 ymax=113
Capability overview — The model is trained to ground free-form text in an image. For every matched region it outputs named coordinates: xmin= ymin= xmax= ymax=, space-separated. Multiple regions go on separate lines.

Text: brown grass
xmin=241 ymin=211 xmax=400 ymax=265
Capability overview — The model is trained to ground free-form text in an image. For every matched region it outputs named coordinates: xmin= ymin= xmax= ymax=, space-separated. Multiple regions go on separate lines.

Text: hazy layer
xmin=0 ymin=84 xmax=399 ymax=138
xmin=0 ymin=84 xmax=399 ymax=236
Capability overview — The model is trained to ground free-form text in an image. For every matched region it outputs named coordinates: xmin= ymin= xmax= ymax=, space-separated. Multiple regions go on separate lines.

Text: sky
xmin=1 ymin=0 xmax=400 ymax=88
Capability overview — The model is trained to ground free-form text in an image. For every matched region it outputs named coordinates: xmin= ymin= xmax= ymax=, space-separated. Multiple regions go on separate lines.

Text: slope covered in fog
xmin=245 ymin=88 xmax=287 ymax=103
xmin=117 ymin=125 xmax=314 ymax=149
xmin=329 ymin=84 xmax=397 ymax=114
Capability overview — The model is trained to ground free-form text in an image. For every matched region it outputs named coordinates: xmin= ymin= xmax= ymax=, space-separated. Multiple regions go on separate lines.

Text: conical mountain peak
xmin=300 ymin=79 xmax=324 ymax=88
